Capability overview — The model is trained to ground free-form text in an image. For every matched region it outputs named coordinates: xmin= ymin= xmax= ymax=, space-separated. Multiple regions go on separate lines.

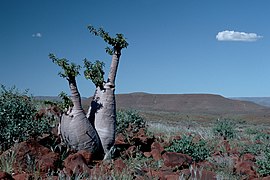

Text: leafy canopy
xmin=50 ymin=25 xmax=127 ymax=88
xmin=84 ymin=59 xmax=105 ymax=88
xmin=88 ymin=25 xmax=129 ymax=55
xmin=49 ymin=53 xmax=81 ymax=80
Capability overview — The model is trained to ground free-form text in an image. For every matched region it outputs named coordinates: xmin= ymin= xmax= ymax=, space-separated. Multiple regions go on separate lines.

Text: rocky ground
xmin=1 ymin=121 xmax=270 ymax=180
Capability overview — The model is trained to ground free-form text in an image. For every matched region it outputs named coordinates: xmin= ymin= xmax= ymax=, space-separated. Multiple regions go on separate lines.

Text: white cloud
xmin=216 ymin=30 xmax=262 ymax=42
xmin=32 ymin=32 xmax=42 ymax=38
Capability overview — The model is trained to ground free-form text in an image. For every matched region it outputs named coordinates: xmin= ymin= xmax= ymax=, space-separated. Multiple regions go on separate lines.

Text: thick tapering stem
xmin=60 ymin=76 xmax=103 ymax=156
xmin=68 ymin=77 xmax=83 ymax=112
xmin=107 ymin=49 xmax=121 ymax=85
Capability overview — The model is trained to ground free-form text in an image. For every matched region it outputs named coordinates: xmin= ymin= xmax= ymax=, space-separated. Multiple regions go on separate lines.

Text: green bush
xmin=116 ymin=110 xmax=146 ymax=134
xmin=257 ymin=147 xmax=270 ymax=176
xmin=255 ymin=132 xmax=270 ymax=143
xmin=240 ymin=143 xmax=265 ymax=156
xmin=0 ymin=85 xmax=50 ymax=151
xmin=212 ymin=119 xmax=236 ymax=139
xmin=165 ymin=135 xmax=210 ymax=162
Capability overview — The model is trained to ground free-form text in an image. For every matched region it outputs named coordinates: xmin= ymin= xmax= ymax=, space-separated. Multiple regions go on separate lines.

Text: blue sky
xmin=1 ymin=0 xmax=270 ymax=97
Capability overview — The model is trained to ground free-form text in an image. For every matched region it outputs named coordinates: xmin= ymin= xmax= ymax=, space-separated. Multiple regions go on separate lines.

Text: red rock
xmin=234 ymin=160 xmax=257 ymax=179
xmin=63 ymin=152 xmax=91 ymax=176
xmin=0 ymin=139 xmax=60 ymax=174
xmin=90 ymin=162 xmax=111 ymax=177
xmin=151 ymin=142 xmax=164 ymax=161
xmin=77 ymin=150 xmax=94 ymax=164
xmin=143 ymin=152 xmax=152 ymax=158
xmin=169 ymin=135 xmax=181 ymax=142
xmin=115 ymin=133 xmax=127 ymax=145
xmin=253 ymin=177 xmax=270 ymax=180
xmin=146 ymin=169 xmax=164 ymax=179
xmin=125 ymin=145 xmax=137 ymax=157
xmin=13 ymin=173 xmax=30 ymax=180
xmin=162 ymin=152 xmax=192 ymax=168
xmin=146 ymin=168 xmax=179 ymax=180
xmin=181 ymin=168 xmax=216 ymax=180
xmin=0 ymin=171 xmax=14 ymax=180
xmin=165 ymin=174 xmax=180 ymax=180
xmin=151 ymin=149 xmax=162 ymax=161
xmin=242 ymin=153 xmax=256 ymax=162
xmin=197 ymin=160 xmax=215 ymax=169
xmin=223 ymin=140 xmax=231 ymax=153
xmin=132 ymin=128 xmax=155 ymax=152
xmin=199 ymin=170 xmax=216 ymax=180
xmin=151 ymin=142 xmax=164 ymax=152
xmin=114 ymin=159 xmax=126 ymax=173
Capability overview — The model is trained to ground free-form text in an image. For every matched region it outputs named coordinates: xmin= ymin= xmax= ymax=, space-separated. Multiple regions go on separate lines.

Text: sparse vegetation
xmin=0 ymin=85 xmax=50 ymax=151
xmin=212 ymin=119 xmax=236 ymax=139
xmin=2 ymin=85 xmax=270 ymax=179
xmin=257 ymin=147 xmax=270 ymax=176
xmin=116 ymin=110 xmax=146 ymax=135
xmin=165 ymin=134 xmax=211 ymax=162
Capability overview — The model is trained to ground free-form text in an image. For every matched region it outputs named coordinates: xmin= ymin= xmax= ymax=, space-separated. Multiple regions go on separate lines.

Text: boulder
xmin=113 ymin=159 xmax=126 ymax=173
xmin=63 ymin=152 xmax=91 ymax=177
xmin=151 ymin=142 xmax=164 ymax=161
xmin=0 ymin=139 xmax=60 ymax=174
xmin=162 ymin=152 xmax=192 ymax=168
xmin=0 ymin=171 xmax=14 ymax=180
xmin=234 ymin=160 xmax=257 ymax=179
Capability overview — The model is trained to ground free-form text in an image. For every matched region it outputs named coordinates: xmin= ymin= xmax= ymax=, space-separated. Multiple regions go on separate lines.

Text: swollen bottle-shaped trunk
xmin=60 ymin=78 xmax=102 ymax=155
xmin=87 ymin=49 xmax=121 ymax=155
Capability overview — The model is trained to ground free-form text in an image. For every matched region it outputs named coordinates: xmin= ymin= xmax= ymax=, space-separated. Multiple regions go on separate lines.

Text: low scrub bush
xmin=116 ymin=110 xmax=146 ymax=134
xmin=240 ymin=143 xmax=265 ymax=156
xmin=165 ymin=135 xmax=211 ymax=162
xmin=254 ymin=132 xmax=270 ymax=143
xmin=257 ymin=147 xmax=270 ymax=177
xmin=212 ymin=119 xmax=236 ymax=139
xmin=0 ymin=85 xmax=50 ymax=151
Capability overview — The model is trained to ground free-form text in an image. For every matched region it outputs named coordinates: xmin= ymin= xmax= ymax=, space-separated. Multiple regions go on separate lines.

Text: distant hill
xmin=34 ymin=96 xmax=88 ymax=102
xmin=35 ymin=93 xmax=270 ymax=123
xmin=82 ymin=93 xmax=270 ymax=123
xmin=112 ymin=93 xmax=268 ymax=114
xmin=35 ymin=93 xmax=270 ymax=114
xmin=231 ymin=97 xmax=270 ymax=108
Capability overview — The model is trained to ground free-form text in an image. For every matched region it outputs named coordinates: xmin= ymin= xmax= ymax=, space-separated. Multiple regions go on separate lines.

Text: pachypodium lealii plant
xmin=49 ymin=25 xmax=128 ymax=159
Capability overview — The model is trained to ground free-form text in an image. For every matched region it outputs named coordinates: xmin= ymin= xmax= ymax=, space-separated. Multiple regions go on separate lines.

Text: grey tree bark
xmin=52 ymin=26 xmax=127 ymax=159
xmin=60 ymin=77 xmax=103 ymax=155
xmin=87 ymin=48 xmax=121 ymax=155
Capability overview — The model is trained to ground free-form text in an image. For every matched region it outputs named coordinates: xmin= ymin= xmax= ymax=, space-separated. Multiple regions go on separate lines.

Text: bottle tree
xmin=50 ymin=25 xmax=128 ymax=159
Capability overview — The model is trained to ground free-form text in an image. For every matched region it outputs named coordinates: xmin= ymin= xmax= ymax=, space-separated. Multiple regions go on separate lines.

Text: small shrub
xmin=165 ymin=135 xmax=210 ymax=162
xmin=257 ymin=147 xmax=270 ymax=176
xmin=240 ymin=143 xmax=265 ymax=156
xmin=255 ymin=132 xmax=270 ymax=143
xmin=116 ymin=110 xmax=146 ymax=134
xmin=212 ymin=119 xmax=236 ymax=139
xmin=244 ymin=127 xmax=259 ymax=135
xmin=0 ymin=85 xmax=50 ymax=151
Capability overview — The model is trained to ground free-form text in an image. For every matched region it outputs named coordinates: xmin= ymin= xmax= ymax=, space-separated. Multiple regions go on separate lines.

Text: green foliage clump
xmin=257 ymin=147 xmax=270 ymax=177
xmin=240 ymin=143 xmax=265 ymax=156
xmin=88 ymin=25 xmax=129 ymax=55
xmin=212 ymin=119 xmax=236 ymax=139
xmin=58 ymin=91 xmax=73 ymax=110
xmin=116 ymin=110 xmax=146 ymax=135
xmin=255 ymin=132 xmax=270 ymax=143
xmin=0 ymin=85 xmax=50 ymax=151
xmin=166 ymin=135 xmax=210 ymax=162
xmin=84 ymin=59 xmax=105 ymax=88
xmin=49 ymin=53 xmax=81 ymax=79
